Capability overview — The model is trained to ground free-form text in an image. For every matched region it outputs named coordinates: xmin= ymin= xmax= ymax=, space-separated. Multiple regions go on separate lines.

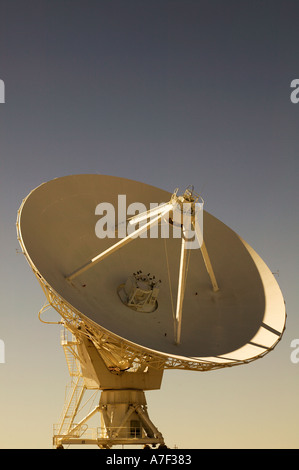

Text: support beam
xmin=175 ymin=237 xmax=188 ymax=345
xmin=127 ymin=202 xmax=172 ymax=226
xmin=135 ymin=404 xmax=164 ymax=440
xmin=200 ymin=241 xmax=219 ymax=292
xmin=68 ymin=405 xmax=100 ymax=437
xmin=66 ymin=205 xmax=172 ymax=281
xmin=192 ymin=217 xmax=219 ymax=292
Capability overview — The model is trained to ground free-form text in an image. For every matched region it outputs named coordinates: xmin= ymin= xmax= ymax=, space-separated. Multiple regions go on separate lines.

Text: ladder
xmin=56 ymin=329 xmax=86 ymax=436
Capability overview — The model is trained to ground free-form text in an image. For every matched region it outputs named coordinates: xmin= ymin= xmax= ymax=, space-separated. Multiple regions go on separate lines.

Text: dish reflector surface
xmin=18 ymin=175 xmax=286 ymax=364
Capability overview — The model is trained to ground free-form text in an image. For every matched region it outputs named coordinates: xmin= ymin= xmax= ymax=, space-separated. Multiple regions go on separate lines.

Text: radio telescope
xmin=16 ymin=174 xmax=286 ymax=449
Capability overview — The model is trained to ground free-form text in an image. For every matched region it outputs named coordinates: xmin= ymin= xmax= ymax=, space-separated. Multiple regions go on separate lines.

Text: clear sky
xmin=0 ymin=0 xmax=298 ymax=449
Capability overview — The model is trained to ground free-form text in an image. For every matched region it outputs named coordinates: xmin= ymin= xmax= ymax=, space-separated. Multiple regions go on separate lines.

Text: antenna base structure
xmin=53 ymin=323 xmax=166 ymax=449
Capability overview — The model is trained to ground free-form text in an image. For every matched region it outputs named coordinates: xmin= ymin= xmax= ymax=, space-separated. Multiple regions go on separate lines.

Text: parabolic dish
xmin=17 ymin=174 xmax=286 ymax=369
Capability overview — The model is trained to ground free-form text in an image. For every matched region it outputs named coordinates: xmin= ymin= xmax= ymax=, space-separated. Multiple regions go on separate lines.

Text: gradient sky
xmin=0 ymin=0 xmax=298 ymax=449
